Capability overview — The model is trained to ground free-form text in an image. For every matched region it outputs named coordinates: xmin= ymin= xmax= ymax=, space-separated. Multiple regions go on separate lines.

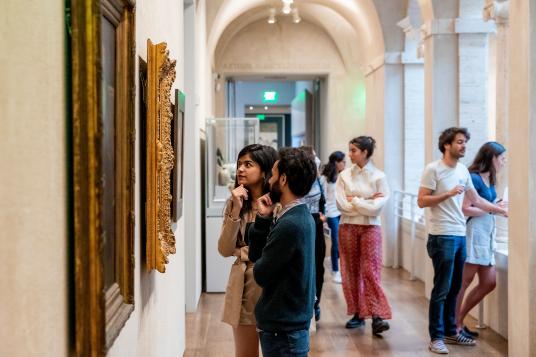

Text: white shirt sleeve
xmin=350 ymin=175 xmax=390 ymax=216
xmin=335 ymin=173 xmax=362 ymax=216
xmin=463 ymin=166 xmax=475 ymax=191
xmin=420 ymin=164 xmax=437 ymax=190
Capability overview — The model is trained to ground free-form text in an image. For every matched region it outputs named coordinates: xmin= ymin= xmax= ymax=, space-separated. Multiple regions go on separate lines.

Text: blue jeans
xmin=327 ymin=216 xmax=340 ymax=272
xmin=427 ymin=234 xmax=467 ymax=340
xmin=258 ymin=329 xmax=309 ymax=357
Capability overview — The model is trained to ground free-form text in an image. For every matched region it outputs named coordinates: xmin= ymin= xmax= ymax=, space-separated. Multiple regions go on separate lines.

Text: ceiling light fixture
xmin=282 ymin=3 xmax=292 ymax=14
xmin=292 ymin=7 xmax=301 ymax=23
xmin=282 ymin=0 xmax=293 ymax=14
xmin=268 ymin=7 xmax=276 ymax=24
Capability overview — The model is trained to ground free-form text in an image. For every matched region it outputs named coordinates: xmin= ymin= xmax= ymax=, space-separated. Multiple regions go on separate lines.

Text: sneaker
xmin=332 ymin=271 xmax=342 ymax=284
xmin=444 ymin=333 xmax=476 ymax=346
xmin=371 ymin=317 xmax=390 ymax=335
xmin=462 ymin=326 xmax=479 ymax=338
xmin=429 ymin=339 xmax=449 ymax=354
xmin=345 ymin=315 xmax=365 ymax=329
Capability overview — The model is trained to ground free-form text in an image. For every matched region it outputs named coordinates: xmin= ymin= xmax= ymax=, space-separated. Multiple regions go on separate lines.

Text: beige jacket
xmin=218 ymin=200 xmax=262 ymax=326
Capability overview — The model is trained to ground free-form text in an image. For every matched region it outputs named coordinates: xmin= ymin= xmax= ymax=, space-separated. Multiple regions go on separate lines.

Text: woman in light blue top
xmin=455 ymin=142 xmax=507 ymax=338
xmin=320 ymin=151 xmax=346 ymax=283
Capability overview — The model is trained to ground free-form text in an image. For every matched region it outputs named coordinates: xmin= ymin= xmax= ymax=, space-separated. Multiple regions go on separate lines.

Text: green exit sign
xmin=263 ymin=91 xmax=278 ymax=103
xmin=256 ymin=114 xmax=266 ymax=120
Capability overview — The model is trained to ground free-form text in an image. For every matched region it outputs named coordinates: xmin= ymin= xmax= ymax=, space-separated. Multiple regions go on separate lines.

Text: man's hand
xmin=257 ymin=193 xmax=275 ymax=217
xmin=448 ymin=185 xmax=465 ymax=197
xmin=319 ymin=213 xmax=327 ymax=223
xmin=346 ymin=195 xmax=354 ymax=202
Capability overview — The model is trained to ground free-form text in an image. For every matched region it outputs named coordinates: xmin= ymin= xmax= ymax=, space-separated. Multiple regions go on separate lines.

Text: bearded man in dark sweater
xmin=248 ymin=147 xmax=317 ymax=357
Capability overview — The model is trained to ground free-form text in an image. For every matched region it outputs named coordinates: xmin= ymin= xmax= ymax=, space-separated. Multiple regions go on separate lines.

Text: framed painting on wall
xmin=71 ymin=0 xmax=136 ymax=355
xmin=145 ymin=39 xmax=177 ymax=273
xmin=171 ymin=89 xmax=185 ymax=221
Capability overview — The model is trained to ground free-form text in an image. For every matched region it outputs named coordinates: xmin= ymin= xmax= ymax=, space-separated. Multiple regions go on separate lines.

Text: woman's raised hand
xmin=230 ymin=185 xmax=248 ymax=219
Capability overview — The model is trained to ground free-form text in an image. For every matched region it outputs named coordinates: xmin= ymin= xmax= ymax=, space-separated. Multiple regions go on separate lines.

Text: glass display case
xmin=205 ymin=118 xmax=259 ymax=216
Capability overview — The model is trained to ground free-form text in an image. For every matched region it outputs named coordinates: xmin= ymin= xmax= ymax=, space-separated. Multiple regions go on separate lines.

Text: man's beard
xmin=450 ymin=148 xmax=465 ymax=159
xmin=269 ymin=179 xmax=282 ymax=203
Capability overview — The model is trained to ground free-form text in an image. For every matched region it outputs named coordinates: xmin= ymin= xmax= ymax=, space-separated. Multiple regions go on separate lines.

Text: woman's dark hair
xmin=438 ymin=127 xmax=471 ymax=154
xmin=300 ymin=145 xmax=315 ymax=157
xmin=322 ymin=151 xmax=345 ymax=183
xmin=349 ymin=136 xmax=376 ymax=159
xmin=277 ymin=147 xmax=317 ymax=197
xmin=234 ymin=144 xmax=279 ymax=216
xmin=468 ymin=141 xmax=506 ymax=186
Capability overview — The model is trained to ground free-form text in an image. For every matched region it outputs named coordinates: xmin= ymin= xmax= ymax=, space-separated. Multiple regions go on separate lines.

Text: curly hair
xmin=277 ymin=147 xmax=317 ymax=197
xmin=438 ymin=127 xmax=471 ymax=154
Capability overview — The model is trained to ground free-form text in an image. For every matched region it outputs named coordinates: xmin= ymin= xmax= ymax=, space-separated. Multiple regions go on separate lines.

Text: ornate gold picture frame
xmin=71 ymin=0 xmax=135 ymax=355
xmin=146 ymin=40 xmax=177 ymax=272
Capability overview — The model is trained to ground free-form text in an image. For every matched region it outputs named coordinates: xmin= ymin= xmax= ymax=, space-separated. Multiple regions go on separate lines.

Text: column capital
xmin=483 ymin=0 xmax=509 ymax=25
xmin=420 ymin=18 xmax=495 ymax=40
xmin=397 ymin=17 xmax=420 ymax=40
xmin=361 ymin=52 xmax=423 ymax=77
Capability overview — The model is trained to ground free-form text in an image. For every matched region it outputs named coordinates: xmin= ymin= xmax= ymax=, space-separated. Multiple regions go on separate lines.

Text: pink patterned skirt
xmin=339 ymin=224 xmax=392 ymax=319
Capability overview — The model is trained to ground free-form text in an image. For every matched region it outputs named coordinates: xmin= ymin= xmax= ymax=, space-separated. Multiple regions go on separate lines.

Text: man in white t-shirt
xmin=417 ymin=127 xmax=508 ymax=354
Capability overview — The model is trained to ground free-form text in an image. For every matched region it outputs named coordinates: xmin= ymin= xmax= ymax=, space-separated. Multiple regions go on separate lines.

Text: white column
xmin=421 ymin=20 xmax=460 ymax=163
xmin=484 ymin=0 xmax=510 ymax=197
xmin=458 ymin=30 xmax=491 ymax=163
xmin=420 ymin=18 xmax=494 ymax=163
xmin=507 ymin=1 xmax=536 ymax=355
xmin=363 ymin=56 xmax=404 ymax=268
xmin=398 ymin=17 xmax=425 ymax=194
xmin=483 ymin=1 xmax=510 ymax=261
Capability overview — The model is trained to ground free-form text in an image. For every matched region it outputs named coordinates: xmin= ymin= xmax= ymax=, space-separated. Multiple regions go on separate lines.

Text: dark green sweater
xmin=248 ymin=204 xmax=316 ymax=332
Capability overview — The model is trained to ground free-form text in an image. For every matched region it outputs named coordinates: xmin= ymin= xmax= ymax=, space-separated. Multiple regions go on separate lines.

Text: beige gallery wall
xmin=108 ymin=0 xmax=187 ymax=355
xmin=0 ymin=1 xmax=68 ymax=356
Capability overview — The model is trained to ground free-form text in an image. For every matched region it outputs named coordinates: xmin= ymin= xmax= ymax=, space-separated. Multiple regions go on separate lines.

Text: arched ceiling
xmin=208 ymin=0 xmax=387 ymax=69
xmin=214 ymin=3 xmax=363 ymax=71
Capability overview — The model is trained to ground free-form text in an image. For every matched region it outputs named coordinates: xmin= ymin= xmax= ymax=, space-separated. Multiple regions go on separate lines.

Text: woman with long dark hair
xmin=320 ymin=151 xmax=346 ymax=283
xmin=335 ymin=136 xmax=391 ymax=336
xmin=218 ymin=144 xmax=278 ymax=357
xmin=455 ymin=142 xmax=507 ymax=338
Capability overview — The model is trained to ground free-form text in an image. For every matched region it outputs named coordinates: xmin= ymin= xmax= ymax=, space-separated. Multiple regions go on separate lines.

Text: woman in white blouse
xmin=335 ymin=136 xmax=392 ymax=336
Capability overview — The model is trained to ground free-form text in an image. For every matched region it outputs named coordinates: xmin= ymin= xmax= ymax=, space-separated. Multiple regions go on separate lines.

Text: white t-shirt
xmin=420 ymin=160 xmax=474 ymax=236
xmin=320 ymin=176 xmax=340 ymax=218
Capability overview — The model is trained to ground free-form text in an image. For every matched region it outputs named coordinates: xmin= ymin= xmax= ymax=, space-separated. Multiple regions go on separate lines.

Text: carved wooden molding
xmin=146 ymin=40 xmax=177 ymax=273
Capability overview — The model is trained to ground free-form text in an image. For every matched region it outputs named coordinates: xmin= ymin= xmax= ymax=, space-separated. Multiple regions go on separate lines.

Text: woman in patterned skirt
xmin=335 ymin=136 xmax=392 ymax=336
xmin=218 ymin=144 xmax=278 ymax=357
